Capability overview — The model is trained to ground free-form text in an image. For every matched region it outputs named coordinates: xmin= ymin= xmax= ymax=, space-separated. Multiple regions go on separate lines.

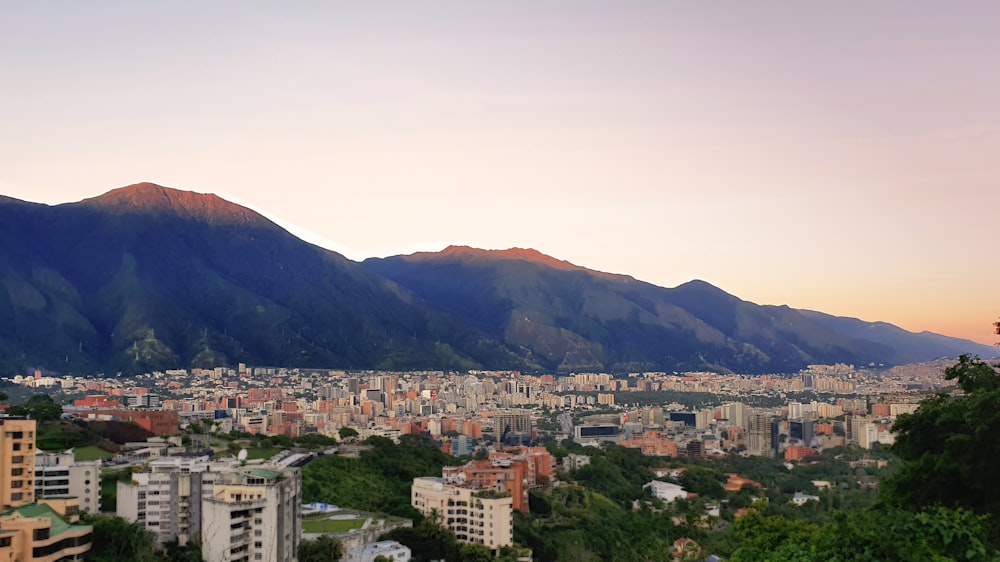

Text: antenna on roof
xmin=238 ymin=449 xmax=248 ymax=461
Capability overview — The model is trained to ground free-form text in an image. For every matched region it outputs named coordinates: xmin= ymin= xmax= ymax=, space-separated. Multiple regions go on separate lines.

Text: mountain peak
xmin=673 ymin=279 xmax=740 ymax=301
xmin=74 ymin=183 xmax=271 ymax=227
xmin=399 ymin=245 xmax=635 ymax=283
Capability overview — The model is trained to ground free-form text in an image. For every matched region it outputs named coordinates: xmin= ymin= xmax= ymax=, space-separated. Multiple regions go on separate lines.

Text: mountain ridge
xmin=1 ymin=183 xmax=994 ymax=375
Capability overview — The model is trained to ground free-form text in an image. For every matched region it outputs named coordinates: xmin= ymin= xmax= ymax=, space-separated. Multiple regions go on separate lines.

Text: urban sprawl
xmin=0 ymin=361 xmax=946 ymax=561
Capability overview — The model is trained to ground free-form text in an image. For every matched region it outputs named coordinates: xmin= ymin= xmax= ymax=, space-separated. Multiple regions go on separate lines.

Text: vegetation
xmin=6 ymin=394 xmax=64 ymax=422
xmin=886 ymin=355 xmax=1000 ymax=519
xmin=302 ymin=435 xmax=463 ymax=519
xmin=724 ymin=355 xmax=1000 ymax=560
xmin=301 ymin=516 xmax=365 ymax=534
xmin=298 ymin=535 xmax=343 ymax=562
xmin=73 ymin=444 xmax=114 ymax=461
xmin=294 ymin=433 xmax=338 ymax=448
xmin=296 ymin=357 xmax=1000 ymax=560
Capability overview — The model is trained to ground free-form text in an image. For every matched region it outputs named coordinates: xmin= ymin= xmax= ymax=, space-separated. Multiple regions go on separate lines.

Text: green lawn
xmin=302 ymin=516 xmax=365 ymax=534
xmin=73 ymin=444 xmax=114 ymax=461
xmin=245 ymin=447 xmax=281 ymax=460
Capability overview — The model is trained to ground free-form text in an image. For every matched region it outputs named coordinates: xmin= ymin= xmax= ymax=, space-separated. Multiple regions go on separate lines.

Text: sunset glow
xmin=2 ymin=2 xmax=997 ymax=344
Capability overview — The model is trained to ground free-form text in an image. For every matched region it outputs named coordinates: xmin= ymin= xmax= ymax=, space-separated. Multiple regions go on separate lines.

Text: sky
xmin=1 ymin=2 xmax=998 ymax=344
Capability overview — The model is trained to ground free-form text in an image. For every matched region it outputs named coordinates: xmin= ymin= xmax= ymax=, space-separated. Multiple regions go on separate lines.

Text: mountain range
xmin=0 ymin=183 xmax=993 ymax=375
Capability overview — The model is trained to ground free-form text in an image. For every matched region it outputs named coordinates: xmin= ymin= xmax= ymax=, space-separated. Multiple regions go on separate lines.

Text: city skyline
xmin=2 ymin=2 xmax=998 ymax=344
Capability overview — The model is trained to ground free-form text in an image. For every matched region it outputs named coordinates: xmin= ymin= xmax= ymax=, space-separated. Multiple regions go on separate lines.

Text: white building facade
xmin=34 ymin=451 xmax=102 ymax=514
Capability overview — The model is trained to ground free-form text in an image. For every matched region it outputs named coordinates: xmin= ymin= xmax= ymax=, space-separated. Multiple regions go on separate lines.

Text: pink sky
xmin=1 ymin=2 xmax=997 ymax=344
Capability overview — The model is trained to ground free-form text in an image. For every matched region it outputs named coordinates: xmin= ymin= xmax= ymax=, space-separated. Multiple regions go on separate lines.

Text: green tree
xmin=295 ymin=433 xmax=338 ymax=448
xmin=87 ymin=515 xmax=160 ymax=562
xmin=6 ymin=394 xmax=63 ymax=422
xmin=729 ymin=505 xmax=995 ymax=562
xmin=886 ymin=355 xmax=1000 ymax=521
xmin=298 ymin=535 xmax=343 ymax=562
xmin=339 ymin=426 xmax=359 ymax=440
xmin=458 ymin=543 xmax=495 ymax=562
xmin=161 ymin=539 xmax=205 ymax=562
xmin=382 ymin=517 xmax=459 ymax=562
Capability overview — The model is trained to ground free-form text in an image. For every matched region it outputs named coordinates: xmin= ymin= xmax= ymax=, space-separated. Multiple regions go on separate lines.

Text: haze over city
xmin=2 ymin=2 xmax=997 ymax=344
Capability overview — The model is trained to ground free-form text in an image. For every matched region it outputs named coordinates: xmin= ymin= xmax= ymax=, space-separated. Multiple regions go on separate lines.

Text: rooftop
xmin=0 ymin=503 xmax=90 ymax=538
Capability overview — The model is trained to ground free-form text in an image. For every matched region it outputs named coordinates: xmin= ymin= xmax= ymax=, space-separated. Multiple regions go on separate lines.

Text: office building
xmin=789 ymin=419 xmax=815 ymax=446
xmin=493 ymin=411 xmax=532 ymax=446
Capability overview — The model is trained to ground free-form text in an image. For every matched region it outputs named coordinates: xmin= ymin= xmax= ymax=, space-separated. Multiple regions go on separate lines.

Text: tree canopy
xmin=6 ymin=394 xmax=63 ymax=422
xmin=886 ymin=355 xmax=1000 ymax=524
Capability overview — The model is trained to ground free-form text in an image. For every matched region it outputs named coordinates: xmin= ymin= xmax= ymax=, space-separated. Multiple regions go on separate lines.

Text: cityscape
xmin=3 ymin=1 xmax=999 ymax=561
xmin=0 ymin=356 xmax=967 ymax=560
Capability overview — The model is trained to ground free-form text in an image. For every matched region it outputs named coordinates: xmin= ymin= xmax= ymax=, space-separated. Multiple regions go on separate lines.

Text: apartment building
xmin=201 ymin=468 xmax=301 ymax=562
xmin=0 ymin=498 xmax=92 ymax=561
xmin=117 ymin=456 xmax=228 ymax=546
xmin=119 ymin=456 xmax=300 ymax=561
xmin=0 ymin=417 xmax=93 ymax=561
xmin=411 ymin=477 xmax=513 ymax=551
xmin=34 ymin=452 xmax=101 ymax=514
xmin=0 ymin=417 xmax=37 ymax=508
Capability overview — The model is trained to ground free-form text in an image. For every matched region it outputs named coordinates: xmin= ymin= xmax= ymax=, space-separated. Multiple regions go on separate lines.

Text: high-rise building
xmin=747 ymin=413 xmax=774 ymax=458
xmin=789 ymin=419 xmax=815 ymax=446
xmin=118 ymin=455 xmax=301 ymax=560
xmin=493 ymin=410 xmax=532 ymax=446
xmin=118 ymin=456 xmax=226 ymax=546
xmin=202 ymin=468 xmax=301 ymax=562
xmin=721 ymin=403 xmax=748 ymax=428
xmin=0 ymin=417 xmax=37 ymax=509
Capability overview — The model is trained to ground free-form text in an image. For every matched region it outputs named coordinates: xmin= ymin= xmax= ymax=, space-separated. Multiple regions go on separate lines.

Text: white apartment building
xmin=118 ymin=455 xmax=300 ymax=561
xmin=34 ymin=451 xmax=102 ymax=514
xmin=201 ymin=468 xmax=301 ymax=562
xmin=118 ymin=455 xmax=229 ymax=545
xmin=411 ymin=477 xmax=513 ymax=551
xmin=344 ymin=540 xmax=411 ymax=562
